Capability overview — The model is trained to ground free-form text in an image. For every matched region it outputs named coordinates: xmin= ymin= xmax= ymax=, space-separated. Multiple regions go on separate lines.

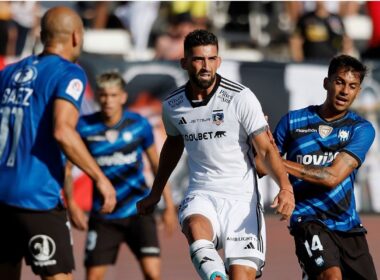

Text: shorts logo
xmin=315 ymin=256 xmax=324 ymax=267
xmin=212 ymin=110 xmax=224 ymax=125
xmin=318 ymin=125 xmax=333 ymax=138
xmin=29 ymin=235 xmax=57 ymax=266
xmin=244 ymin=242 xmax=255 ymax=249
xmin=86 ymin=230 xmax=98 ymax=251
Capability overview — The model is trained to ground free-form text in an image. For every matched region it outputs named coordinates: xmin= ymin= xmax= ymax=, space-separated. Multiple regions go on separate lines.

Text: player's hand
xmin=67 ymin=200 xmax=88 ymax=231
xmin=95 ymin=177 xmax=116 ymax=214
xmin=137 ymin=193 xmax=161 ymax=215
xmin=271 ymin=188 xmax=295 ymax=221
xmin=161 ymin=206 xmax=177 ymax=236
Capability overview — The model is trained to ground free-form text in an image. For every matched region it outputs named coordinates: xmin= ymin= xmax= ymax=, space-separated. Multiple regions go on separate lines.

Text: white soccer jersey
xmin=163 ymin=74 xmax=268 ymax=199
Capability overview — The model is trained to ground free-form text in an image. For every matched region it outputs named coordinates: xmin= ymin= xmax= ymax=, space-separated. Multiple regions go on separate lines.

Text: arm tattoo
xmin=300 ymin=165 xmax=333 ymax=181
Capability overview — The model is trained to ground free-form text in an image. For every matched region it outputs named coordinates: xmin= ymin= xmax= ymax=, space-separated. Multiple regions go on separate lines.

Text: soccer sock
xmin=189 ymin=239 xmax=227 ymax=280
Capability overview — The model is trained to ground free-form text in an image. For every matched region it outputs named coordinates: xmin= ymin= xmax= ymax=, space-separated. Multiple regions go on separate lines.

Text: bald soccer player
xmin=0 ymin=7 xmax=116 ymax=280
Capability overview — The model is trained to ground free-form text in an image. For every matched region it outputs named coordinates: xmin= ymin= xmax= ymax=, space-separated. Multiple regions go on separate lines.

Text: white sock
xmin=189 ymin=239 xmax=227 ymax=280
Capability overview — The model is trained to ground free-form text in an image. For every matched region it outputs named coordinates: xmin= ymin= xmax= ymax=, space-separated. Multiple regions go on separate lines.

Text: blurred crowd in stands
xmin=1 ymin=1 xmax=380 ymax=65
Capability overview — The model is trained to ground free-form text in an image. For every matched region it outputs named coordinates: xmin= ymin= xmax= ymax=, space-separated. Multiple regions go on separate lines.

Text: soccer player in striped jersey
xmin=0 ymin=7 xmax=116 ymax=280
xmin=272 ymin=55 xmax=377 ymax=279
xmin=137 ymin=29 xmax=295 ymax=280
xmin=65 ymin=71 xmax=177 ymax=280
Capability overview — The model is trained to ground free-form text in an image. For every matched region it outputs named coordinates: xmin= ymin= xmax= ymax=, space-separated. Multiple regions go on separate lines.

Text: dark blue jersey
xmin=0 ymin=54 xmax=86 ymax=210
xmin=274 ymin=105 xmax=375 ymax=232
xmin=78 ymin=111 xmax=154 ymax=219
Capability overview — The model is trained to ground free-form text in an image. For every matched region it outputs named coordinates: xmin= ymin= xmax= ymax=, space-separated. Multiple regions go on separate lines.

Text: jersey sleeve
xmin=141 ymin=116 xmax=154 ymax=149
xmin=162 ymin=104 xmax=181 ymax=136
xmin=341 ymin=121 xmax=375 ymax=167
xmin=235 ymin=88 xmax=268 ymax=136
xmin=273 ymin=113 xmax=290 ymax=156
xmin=55 ymin=64 xmax=87 ymax=110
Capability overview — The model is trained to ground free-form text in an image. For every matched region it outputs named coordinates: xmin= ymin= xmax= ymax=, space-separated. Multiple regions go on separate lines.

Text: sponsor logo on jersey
xmin=12 ymin=66 xmax=37 ymax=85
xmin=178 ymin=117 xmax=187 ymax=125
xmin=295 ymin=128 xmax=317 ymax=133
xmin=212 ymin=109 xmax=224 ymax=125
xmin=217 ymin=89 xmax=233 ymax=103
xmin=338 ymin=129 xmax=350 ymax=142
xmin=86 ymin=135 xmax=107 ymax=142
xmin=105 ymin=129 xmax=119 ymax=143
xmin=296 ymin=152 xmax=339 ymax=165
xmin=183 ymin=131 xmax=227 ymax=141
xmin=65 ymin=78 xmax=83 ymax=101
xmin=96 ymin=151 xmax=138 ymax=166
xmin=29 ymin=235 xmax=57 ymax=267
xmin=318 ymin=125 xmax=333 ymax=138
xmin=189 ymin=118 xmax=211 ymax=124
xmin=168 ymin=95 xmax=184 ymax=107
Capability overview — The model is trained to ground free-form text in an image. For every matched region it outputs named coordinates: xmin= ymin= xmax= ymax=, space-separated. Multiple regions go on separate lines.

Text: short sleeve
xmin=141 ymin=116 xmax=154 ymax=149
xmin=273 ymin=113 xmax=290 ymax=156
xmin=341 ymin=122 xmax=375 ymax=167
xmin=56 ymin=64 xmax=87 ymax=110
xmin=235 ymin=88 xmax=268 ymax=136
xmin=162 ymin=105 xmax=180 ymax=136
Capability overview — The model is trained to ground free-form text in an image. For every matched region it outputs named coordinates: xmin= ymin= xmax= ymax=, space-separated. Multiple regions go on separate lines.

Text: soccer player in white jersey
xmin=137 ymin=29 xmax=295 ymax=280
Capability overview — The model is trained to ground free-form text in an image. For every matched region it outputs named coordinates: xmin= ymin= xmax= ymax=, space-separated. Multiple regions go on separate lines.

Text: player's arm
xmin=53 ymin=99 xmax=116 ymax=214
xmin=137 ymin=135 xmax=184 ymax=215
xmin=252 ymin=127 xmax=295 ymax=220
xmin=145 ymin=143 xmax=177 ymax=235
xmin=282 ymin=152 xmax=359 ymax=189
xmin=64 ymin=161 xmax=88 ymax=230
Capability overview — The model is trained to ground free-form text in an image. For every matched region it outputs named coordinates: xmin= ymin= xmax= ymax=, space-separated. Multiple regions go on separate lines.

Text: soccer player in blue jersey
xmin=65 ymin=71 xmax=177 ymax=280
xmin=0 ymin=7 xmax=116 ymax=280
xmin=271 ymin=55 xmax=378 ymax=279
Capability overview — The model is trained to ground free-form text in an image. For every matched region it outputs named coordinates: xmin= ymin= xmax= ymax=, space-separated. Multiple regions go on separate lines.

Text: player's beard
xmin=190 ymin=71 xmax=216 ymax=90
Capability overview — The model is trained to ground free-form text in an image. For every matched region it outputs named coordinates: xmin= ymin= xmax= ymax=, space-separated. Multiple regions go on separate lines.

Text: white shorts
xmin=178 ymin=190 xmax=266 ymax=275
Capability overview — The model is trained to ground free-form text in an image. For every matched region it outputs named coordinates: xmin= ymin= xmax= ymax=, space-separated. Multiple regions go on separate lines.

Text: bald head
xmin=41 ymin=6 xmax=84 ymax=61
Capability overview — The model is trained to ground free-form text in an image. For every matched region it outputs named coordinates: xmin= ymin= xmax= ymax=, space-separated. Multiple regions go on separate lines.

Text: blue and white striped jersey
xmin=78 ymin=111 xmax=154 ymax=219
xmin=274 ymin=105 xmax=375 ymax=232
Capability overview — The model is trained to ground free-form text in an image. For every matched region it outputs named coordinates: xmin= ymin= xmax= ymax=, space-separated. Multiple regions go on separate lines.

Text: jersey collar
xmin=185 ymin=74 xmax=221 ymax=108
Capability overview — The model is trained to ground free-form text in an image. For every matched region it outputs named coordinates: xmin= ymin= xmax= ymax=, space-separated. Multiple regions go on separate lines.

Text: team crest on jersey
xmin=122 ymin=132 xmax=133 ymax=142
xmin=105 ymin=129 xmax=119 ymax=143
xmin=212 ymin=110 xmax=224 ymax=125
xmin=318 ymin=125 xmax=333 ymax=138
xmin=12 ymin=66 xmax=37 ymax=85
xmin=338 ymin=129 xmax=350 ymax=142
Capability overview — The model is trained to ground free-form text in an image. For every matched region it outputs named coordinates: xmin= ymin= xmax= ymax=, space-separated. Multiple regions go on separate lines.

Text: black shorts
xmin=0 ymin=203 xmax=75 ymax=276
xmin=291 ymin=221 xmax=377 ymax=280
xmin=85 ymin=214 xmax=160 ymax=267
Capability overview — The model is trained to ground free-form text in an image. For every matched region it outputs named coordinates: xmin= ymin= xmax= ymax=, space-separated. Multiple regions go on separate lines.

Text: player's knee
xmin=182 ymin=215 xmax=213 ymax=242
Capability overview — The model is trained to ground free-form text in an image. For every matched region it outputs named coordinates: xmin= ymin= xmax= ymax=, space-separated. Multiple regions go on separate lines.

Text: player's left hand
xmin=271 ymin=188 xmax=295 ymax=221
xmin=162 ymin=206 xmax=177 ymax=236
